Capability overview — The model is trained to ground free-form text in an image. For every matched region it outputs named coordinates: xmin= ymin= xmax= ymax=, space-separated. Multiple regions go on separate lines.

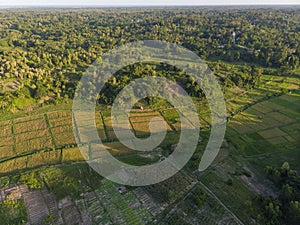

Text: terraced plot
xmin=14 ymin=115 xmax=53 ymax=154
xmin=94 ymin=179 xmax=153 ymax=224
xmin=0 ymin=120 xmax=14 ymax=159
xmin=162 ymin=184 xmax=240 ymax=225
xmin=129 ymin=111 xmax=172 ymax=136
xmin=47 ymin=111 xmax=76 ymax=147
xmin=229 ymin=94 xmax=299 ymax=156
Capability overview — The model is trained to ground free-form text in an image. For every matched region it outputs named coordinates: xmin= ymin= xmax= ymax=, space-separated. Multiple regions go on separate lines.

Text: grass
xmin=41 ymin=163 xmax=103 ymax=199
xmin=15 ymin=136 xmax=53 ymax=154
xmin=200 ymin=169 xmax=256 ymax=224
xmin=15 ymin=129 xmax=50 ymax=143
xmin=0 ymin=199 xmax=27 ymax=225
xmin=258 ymin=127 xmax=288 ymax=139
xmin=0 ymin=145 xmax=14 ymax=159
xmin=144 ymin=172 xmax=192 ymax=204
xmin=162 ymin=184 xmax=239 ymax=225
xmin=129 ymin=112 xmax=172 ymax=137
xmin=62 ymin=147 xmax=85 ymax=162
xmin=161 ymin=108 xmax=180 ymax=130
xmin=14 ymin=119 xmax=48 ymax=134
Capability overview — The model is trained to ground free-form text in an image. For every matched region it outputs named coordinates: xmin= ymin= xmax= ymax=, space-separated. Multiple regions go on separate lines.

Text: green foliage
xmin=255 ymin=162 xmax=300 ymax=224
xmin=0 ymin=8 xmax=298 ymax=112
xmin=0 ymin=199 xmax=27 ymax=225
xmin=18 ymin=171 xmax=44 ymax=189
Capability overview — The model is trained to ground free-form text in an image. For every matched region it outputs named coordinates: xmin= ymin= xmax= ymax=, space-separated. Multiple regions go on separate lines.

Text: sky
xmin=0 ymin=0 xmax=299 ymax=6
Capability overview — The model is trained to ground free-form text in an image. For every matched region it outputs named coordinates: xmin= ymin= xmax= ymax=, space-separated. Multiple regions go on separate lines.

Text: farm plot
xmin=47 ymin=111 xmax=76 ymax=147
xmin=94 ymin=179 xmax=149 ymax=225
xmin=62 ymin=205 xmax=83 ymax=225
xmin=256 ymin=126 xmax=297 ymax=149
xmin=129 ymin=111 xmax=172 ymax=137
xmin=14 ymin=115 xmax=47 ymax=134
xmin=0 ymin=150 xmax=61 ymax=174
xmin=228 ymin=95 xmax=299 ymax=156
xmin=23 ymin=190 xmax=50 ymax=225
xmin=73 ymin=111 xmax=107 ymax=143
xmin=161 ymin=108 xmax=181 ymax=131
xmin=26 ymin=150 xmax=61 ymax=168
xmin=14 ymin=116 xmax=53 ymax=154
xmin=0 ymin=156 xmax=27 ymax=174
xmin=230 ymin=95 xmax=297 ymax=135
xmin=0 ymin=120 xmax=12 ymax=138
xmin=82 ymin=192 xmax=111 ymax=224
xmin=101 ymin=110 xmax=135 ymax=141
xmin=144 ymin=171 xmax=193 ymax=204
xmin=62 ymin=147 xmax=87 ymax=162
xmin=47 ymin=110 xmax=72 ymax=119
xmin=0 ymin=121 xmax=14 ymax=159
xmin=200 ymin=170 xmax=256 ymax=224
xmin=280 ymin=122 xmax=300 ymax=141
xmin=162 ymin=184 xmax=239 ymax=225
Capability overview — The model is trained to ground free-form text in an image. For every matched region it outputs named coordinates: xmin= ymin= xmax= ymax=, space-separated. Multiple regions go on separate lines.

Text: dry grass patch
xmin=14 ymin=119 xmax=47 ymax=134
xmin=0 ymin=156 xmax=27 ymax=173
xmin=51 ymin=125 xmax=73 ymax=134
xmin=14 ymin=115 xmax=44 ymax=123
xmin=15 ymin=129 xmax=50 ymax=142
xmin=27 ymin=150 xmax=60 ymax=167
xmin=268 ymin=112 xmax=295 ymax=124
xmin=0 ymin=145 xmax=14 ymax=159
xmin=49 ymin=117 xmax=73 ymax=127
xmin=62 ymin=147 xmax=86 ymax=162
xmin=0 ymin=125 xmax=12 ymax=138
xmin=267 ymin=136 xmax=288 ymax=145
xmin=0 ymin=136 xmax=14 ymax=147
xmin=47 ymin=110 xmax=72 ymax=119
xmin=258 ymin=127 xmax=287 ymax=139
xmin=53 ymin=132 xmax=76 ymax=147
xmin=16 ymin=136 xmax=53 ymax=154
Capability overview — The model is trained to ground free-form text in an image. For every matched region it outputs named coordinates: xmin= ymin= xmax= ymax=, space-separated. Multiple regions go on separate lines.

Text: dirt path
xmin=198 ymin=181 xmax=245 ymax=225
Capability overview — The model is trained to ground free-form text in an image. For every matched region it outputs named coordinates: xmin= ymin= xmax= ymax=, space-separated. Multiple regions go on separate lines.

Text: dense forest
xmin=0 ymin=7 xmax=299 ymax=111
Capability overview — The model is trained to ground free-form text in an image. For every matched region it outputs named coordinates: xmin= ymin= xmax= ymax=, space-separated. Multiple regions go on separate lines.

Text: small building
xmin=232 ymin=31 xmax=236 ymax=44
xmin=117 ymin=186 xmax=127 ymax=194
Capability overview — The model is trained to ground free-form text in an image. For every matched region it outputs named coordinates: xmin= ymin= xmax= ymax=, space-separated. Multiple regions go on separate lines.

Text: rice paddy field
xmin=0 ymin=70 xmax=299 ymax=225
xmin=0 ymin=106 xmax=208 ymax=174
xmin=0 ymin=91 xmax=298 ymax=176
xmin=228 ymin=94 xmax=299 ymax=156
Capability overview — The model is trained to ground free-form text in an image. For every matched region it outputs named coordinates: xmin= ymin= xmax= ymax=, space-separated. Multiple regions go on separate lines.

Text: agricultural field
xmin=0 ymin=120 xmax=14 ymax=159
xmin=199 ymin=162 xmax=257 ymax=224
xmin=0 ymin=198 xmax=27 ymax=225
xmin=0 ymin=107 xmax=190 ymax=174
xmin=14 ymin=115 xmax=53 ymax=155
xmin=129 ymin=111 xmax=173 ymax=137
xmin=144 ymin=171 xmax=193 ymax=204
xmin=47 ymin=111 xmax=76 ymax=147
xmin=228 ymin=94 xmax=299 ymax=156
xmin=94 ymin=179 xmax=153 ymax=224
xmin=160 ymin=184 xmax=240 ymax=225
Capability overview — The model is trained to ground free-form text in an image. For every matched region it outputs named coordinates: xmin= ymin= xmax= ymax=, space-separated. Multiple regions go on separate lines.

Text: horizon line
xmin=1 ymin=4 xmax=300 ymax=7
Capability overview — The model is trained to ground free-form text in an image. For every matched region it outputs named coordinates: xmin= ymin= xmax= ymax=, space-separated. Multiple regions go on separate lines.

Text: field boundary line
xmin=159 ymin=111 xmax=176 ymax=131
xmin=127 ymin=114 xmax=138 ymax=137
xmin=99 ymin=111 xmax=109 ymax=141
xmin=44 ymin=114 xmax=56 ymax=149
xmin=198 ymin=181 xmax=245 ymax=225
xmin=11 ymin=119 xmax=17 ymax=155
